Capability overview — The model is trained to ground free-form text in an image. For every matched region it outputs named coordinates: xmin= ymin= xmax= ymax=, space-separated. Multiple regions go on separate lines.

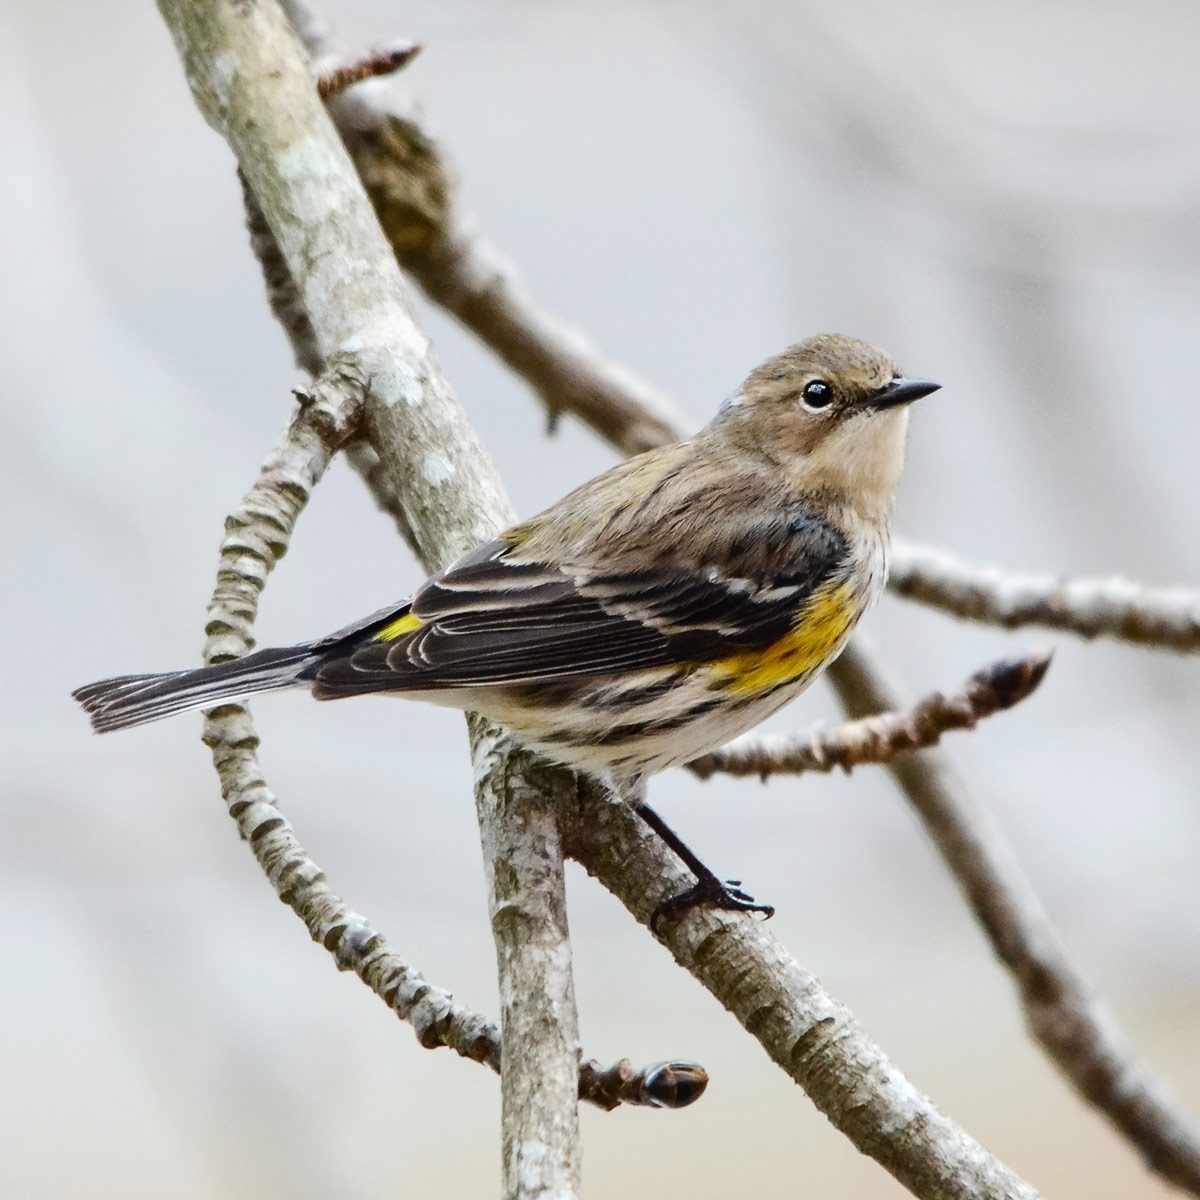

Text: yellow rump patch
xmin=375 ymin=611 xmax=423 ymax=641
xmin=714 ymin=581 xmax=857 ymax=694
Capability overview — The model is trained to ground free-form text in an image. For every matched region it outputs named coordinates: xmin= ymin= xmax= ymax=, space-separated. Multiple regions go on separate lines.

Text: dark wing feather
xmin=312 ymin=520 xmax=849 ymax=698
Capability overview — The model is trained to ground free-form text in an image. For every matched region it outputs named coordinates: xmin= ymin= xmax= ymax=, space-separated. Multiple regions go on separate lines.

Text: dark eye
xmin=800 ymin=379 xmax=833 ymax=411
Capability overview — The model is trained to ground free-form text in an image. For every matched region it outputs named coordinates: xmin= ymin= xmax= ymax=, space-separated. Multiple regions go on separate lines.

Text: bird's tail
xmin=73 ymin=644 xmax=318 ymax=734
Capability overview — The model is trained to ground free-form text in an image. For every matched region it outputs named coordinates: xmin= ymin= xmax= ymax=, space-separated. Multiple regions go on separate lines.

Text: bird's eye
xmin=800 ymin=380 xmax=833 ymax=411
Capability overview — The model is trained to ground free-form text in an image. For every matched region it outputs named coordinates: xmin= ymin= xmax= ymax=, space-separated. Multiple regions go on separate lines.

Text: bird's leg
xmin=634 ymin=803 xmax=775 ymax=932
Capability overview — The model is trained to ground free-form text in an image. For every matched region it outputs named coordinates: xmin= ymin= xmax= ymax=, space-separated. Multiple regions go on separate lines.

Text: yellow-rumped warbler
xmin=75 ymin=333 xmax=939 ymax=921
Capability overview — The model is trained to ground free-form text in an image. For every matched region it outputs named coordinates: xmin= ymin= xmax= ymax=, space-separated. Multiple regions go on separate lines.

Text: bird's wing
xmin=312 ymin=524 xmax=850 ymax=697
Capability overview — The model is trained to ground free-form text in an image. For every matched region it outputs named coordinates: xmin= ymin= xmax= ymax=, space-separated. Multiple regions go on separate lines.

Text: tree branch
xmin=688 ymin=652 xmax=1050 ymax=780
xmin=158 ymin=4 xmax=583 ymax=1194
xmin=284 ymin=0 xmax=689 ymax=459
xmin=828 ymin=641 xmax=1200 ymax=1194
xmin=199 ymin=379 xmax=507 ymax=1057
xmin=315 ymin=39 xmax=421 ymax=100
xmin=889 ymin=542 xmax=1200 ymax=653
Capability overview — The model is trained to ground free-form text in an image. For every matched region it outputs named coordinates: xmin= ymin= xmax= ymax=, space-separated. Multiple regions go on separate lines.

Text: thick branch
xmin=158 ymin=4 xmax=582 ymax=1195
xmin=828 ymin=641 xmax=1200 ymax=1193
xmin=889 ymin=543 xmax=1200 ymax=653
xmin=688 ymin=652 xmax=1050 ymax=780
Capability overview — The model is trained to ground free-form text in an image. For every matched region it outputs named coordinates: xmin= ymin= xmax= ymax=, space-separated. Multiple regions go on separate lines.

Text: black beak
xmin=873 ymin=376 xmax=941 ymax=409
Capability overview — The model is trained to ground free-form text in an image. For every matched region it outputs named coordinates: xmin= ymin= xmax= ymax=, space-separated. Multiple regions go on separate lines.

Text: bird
xmin=74 ymin=333 xmax=940 ymax=926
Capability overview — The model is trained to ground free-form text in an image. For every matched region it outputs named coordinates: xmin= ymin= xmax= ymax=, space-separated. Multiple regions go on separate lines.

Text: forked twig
xmin=316 ymin=39 xmax=421 ymax=99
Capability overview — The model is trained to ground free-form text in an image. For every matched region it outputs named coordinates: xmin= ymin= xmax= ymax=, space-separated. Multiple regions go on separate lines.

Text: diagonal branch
xmin=559 ymin=781 xmax=1041 ymax=1200
xmin=315 ymin=39 xmax=421 ymax=100
xmin=285 ymin=0 xmax=688 ymax=460
xmin=828 ymin=640 xmax=1200 ymax=1194
xmin=688 ymin=652 xmax=1050 ymax=780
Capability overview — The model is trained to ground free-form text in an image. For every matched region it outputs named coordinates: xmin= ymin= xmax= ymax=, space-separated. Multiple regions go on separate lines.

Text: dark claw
xmin=650 ymin=876 xmax=775 ymax=933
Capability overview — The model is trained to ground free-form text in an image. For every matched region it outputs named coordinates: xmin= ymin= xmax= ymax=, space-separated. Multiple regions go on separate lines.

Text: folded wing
xmin=313 ymin=523 xmax=849 ymax=698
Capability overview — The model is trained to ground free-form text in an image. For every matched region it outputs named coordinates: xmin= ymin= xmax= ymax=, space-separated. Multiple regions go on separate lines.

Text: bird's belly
xmin=474 ymin=653 xmax=836 ymax=777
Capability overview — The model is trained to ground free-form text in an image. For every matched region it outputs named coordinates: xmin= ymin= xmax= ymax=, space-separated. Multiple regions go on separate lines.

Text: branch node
xmin=577 ymin=1057 xmax=709 ymax=1111
xmin=973 ymin=650 xmax=1054 ymax=711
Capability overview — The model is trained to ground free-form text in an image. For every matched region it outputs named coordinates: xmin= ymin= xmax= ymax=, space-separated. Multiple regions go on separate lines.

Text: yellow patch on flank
xmin=714 ymin=581 xmax=858 ymax=694
xmin=375 ymin=611 xmax=423 ymax=641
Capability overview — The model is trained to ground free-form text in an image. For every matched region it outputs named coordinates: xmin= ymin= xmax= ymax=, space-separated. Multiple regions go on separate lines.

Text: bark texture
xmin=159 ymin=4 xmax=582 ymax=1195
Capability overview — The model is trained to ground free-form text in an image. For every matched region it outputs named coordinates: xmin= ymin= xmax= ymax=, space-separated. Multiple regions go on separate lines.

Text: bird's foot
xmin=650 ymin=875 xmax=775 ymax=933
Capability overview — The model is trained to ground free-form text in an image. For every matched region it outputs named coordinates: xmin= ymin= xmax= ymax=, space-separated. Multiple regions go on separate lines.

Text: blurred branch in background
xmin=294 ymin=2 xmax=689 ymax=459
xmin=889 ymin=543 xmax=1200 ymax=653
xmin=272 ymin=6 xmax=1200 ymax=1193
xmin=829 ymin=641 xmax=1200 ymax=1195
xmin=687 ymin=651 xmax=1050 ymax=780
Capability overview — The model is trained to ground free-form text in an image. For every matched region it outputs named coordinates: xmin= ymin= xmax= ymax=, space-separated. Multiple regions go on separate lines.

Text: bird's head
xmin=714 ymin=333 xmax=940 ymax=507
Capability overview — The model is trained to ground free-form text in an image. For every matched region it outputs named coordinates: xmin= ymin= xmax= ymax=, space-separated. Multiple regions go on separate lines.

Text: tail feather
xmin=73 ymin=644 xmax=316 ymax=733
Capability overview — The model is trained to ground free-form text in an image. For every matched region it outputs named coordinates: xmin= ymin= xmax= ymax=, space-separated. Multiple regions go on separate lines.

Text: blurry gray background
xmin=5 ymin=2 xmax=1200 ymax=1197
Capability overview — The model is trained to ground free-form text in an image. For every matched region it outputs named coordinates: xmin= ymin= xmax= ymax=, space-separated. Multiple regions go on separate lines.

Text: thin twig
xmin=890 ymin=542 xmax=1200 ymax=653
xmin=578 ymin=1058 xmax=708 ymax=1112
xmin=828 ymin=640 xmax=1200 ymax=1194
xmin=688 ymin=652 xmax=1050 ymax=780
xmin=158 ymin=5 xmax=583 ymax=1195
xmin=276 ymin=18 xmax=1200 ymax=1187
xmin=199 ymin=378 xmax=505 ymax=1065
xmin=316 ymin=39 xmax=421 ymax=100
